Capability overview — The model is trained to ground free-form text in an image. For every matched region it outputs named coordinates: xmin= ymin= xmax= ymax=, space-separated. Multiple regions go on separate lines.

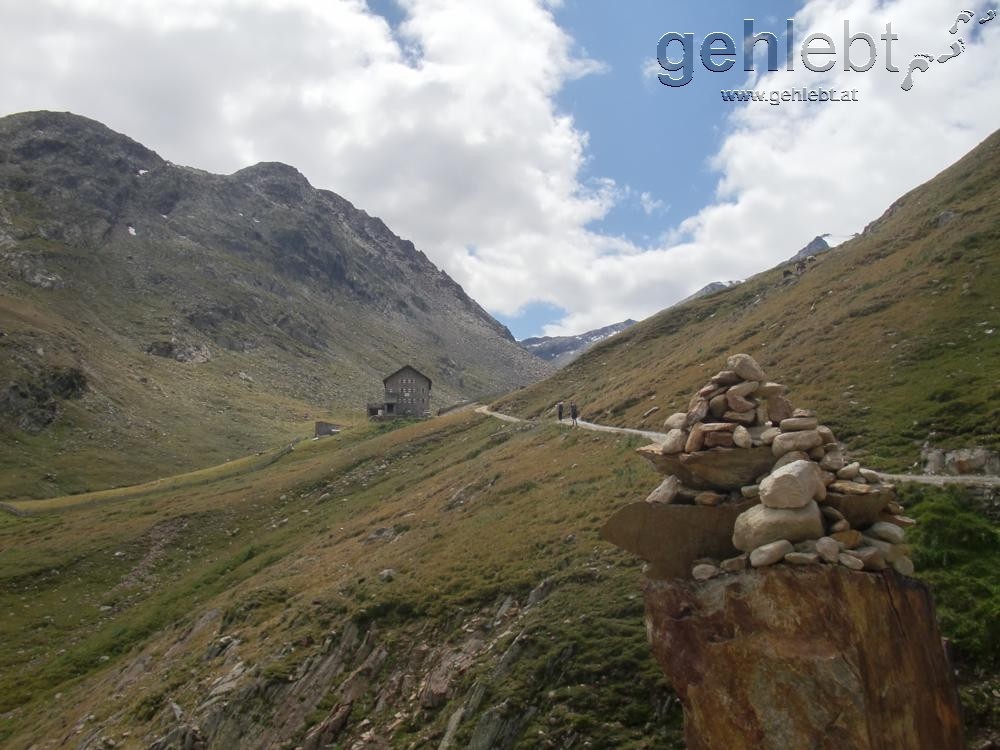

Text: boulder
xmin=766 ymin=395 xmax=794 ymax=423
xmin=815 ymin=536 xmax=841 ymax=563
xmin=726 ymin=353 xmax=766 ymax=381
xmin=711 ymin=370 xmax=741 ymax=386
xmin=779 ymin=417 xmax=818 ymax=432
xmin=645 ymin=475 xmax=683 ymax=505
xmin=823 ymin=488 xmax=893 ymax=529
xmin=642 ymin=567 xmax=964 ymax=750
xmin=662 ymin=428 xmax=687 ymax=454
xmin=709 ymin=394 xmax=729 ymax=417
xmin=784 ymin=551 xmax=820 ymax=565
xmin=759 ymin=460 xmax=824 ymax=509
xmin=750 ymin=539 xmax=793 ymax=567
xmin=845 ymin=546 xmax=887 ymax=571
xmin=732 ymin=426 xmax=751 ymax=449
xmin=686 ymin=400 xmax=709 ymax=428
xmin=723 ymin=410 xmax=756 ymax=425
xmin=728 ymin=381 xmax=759 ymax=398
xmin=893 ymin=556 xmax=915 ymax=576
xmin=819 ymin=449 xmax=846 ymax=472
xmin=866 ymin=521 xmax=906 ymax=545
xmin=685 ymin=425 xmax=707 ymax=453
xmin=772 ymin=450 xmax=810 ymax=470
xmin=704 ymin=432 xmax=735 ymax=449
xmin=838 ymin=552 xmax=865 ymax=570
xmin=755 ymin=382 xmax=787 ymax=397
xmin=692 ymin=564 xmax=720 ymax=581
xmin=664 ymin=412 xmax=688 ymax=431
xmin=726 ymin=391 xmax=756 ymax=412
xmin=837 ymin=462 xmax=861 ymax=480
xmin=831 ymin=529 xmax=863 ymax=549
xmin=771 ymin=430 xmax=823 ymax=457
xmin=732 ymin=501 xmax=823 ymax=552
xmin=637 ymin=444 xmax=776 ymax=490
xmin=602 ymin=501 xmax=752 ymax=579
xmin=694 ymin=491 xmax=725 ymax=507
xmin=720 ymin=554 xmax=748 ymax=573
xmin=760 ymin=427 xmax=780 ymax=445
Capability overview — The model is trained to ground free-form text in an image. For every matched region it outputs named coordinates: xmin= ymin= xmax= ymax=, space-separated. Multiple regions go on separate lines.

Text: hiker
xmin=556 ymin=400 xmax=564 ymax=422
xmin=570 ymin=402 xmax=578 ymax=427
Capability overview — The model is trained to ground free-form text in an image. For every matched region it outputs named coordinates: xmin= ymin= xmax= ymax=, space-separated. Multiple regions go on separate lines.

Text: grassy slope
xmin=0 ymin=113 xmax=550 ymax=501
xmin=495 ymin=130 xmax=1000 ymax=472
xmin=0 ymin=412 xmax=995 ymax=748
xmin=0 ymin=413 xmax=682 ymax=749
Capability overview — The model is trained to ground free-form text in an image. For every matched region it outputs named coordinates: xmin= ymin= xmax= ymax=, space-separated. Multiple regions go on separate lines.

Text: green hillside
xmin=0 ymin=111 xmax=550 ymax=500
xmin=494 ymin=129 xmax=1000 ymax=472
xmin=1 ymin=411 xmax=996 ymax=748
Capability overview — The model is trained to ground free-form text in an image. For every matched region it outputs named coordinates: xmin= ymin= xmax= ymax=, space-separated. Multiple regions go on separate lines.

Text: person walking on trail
xmin=570 ymin=402 xmax=578 ymax=427
xmin=556 ymin=400 xmax=564 ymax=422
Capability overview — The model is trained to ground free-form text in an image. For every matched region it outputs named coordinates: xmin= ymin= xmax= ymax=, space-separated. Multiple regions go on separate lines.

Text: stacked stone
xmin=660 ymin=352 xmax=791 ymax=460
xmin=639 ymin=352 xmax=917 ymax=581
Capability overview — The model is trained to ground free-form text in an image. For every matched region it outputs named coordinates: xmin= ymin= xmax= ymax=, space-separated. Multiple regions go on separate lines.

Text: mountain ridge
xmin=520 ymin=319 xmax=636 ymax=367
xmin=0 ymin=110 xmax=550 ymax=498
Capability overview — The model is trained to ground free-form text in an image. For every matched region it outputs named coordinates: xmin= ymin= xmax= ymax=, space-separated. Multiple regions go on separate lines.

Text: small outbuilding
xmin=367 ymin=365 xmax=432 ymax=419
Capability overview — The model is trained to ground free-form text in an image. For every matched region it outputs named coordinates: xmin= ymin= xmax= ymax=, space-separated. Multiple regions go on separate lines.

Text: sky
xmin=0 ymin=1 xmax=997 ymax=339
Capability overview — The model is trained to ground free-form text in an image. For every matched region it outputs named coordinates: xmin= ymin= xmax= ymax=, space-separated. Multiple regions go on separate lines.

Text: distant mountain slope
xmin=676 ymin=280 xmax=741 ymax=306
xmin=0 ymin=111 xmax=551 ymax=498
xmin=520 ymin=319 xmax=636 ymax=367
xmin=790 ymin=234 xmax=832 ymax=262
xmin=494 ymin=129 xmax=1000 ymax=471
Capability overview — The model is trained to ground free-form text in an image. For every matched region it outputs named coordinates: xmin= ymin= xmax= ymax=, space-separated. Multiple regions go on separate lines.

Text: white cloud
xmin=0 ymin=0 xmax=997 ymax=338
xmin=639 ymin=191 xmax=667 ymax=216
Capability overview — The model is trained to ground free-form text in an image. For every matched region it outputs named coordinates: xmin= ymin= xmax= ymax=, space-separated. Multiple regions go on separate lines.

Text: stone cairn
xmin=641 ymin=353 xmax=916 ymax=580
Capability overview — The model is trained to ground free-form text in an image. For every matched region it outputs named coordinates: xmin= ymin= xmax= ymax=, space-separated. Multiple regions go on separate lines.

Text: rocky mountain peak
xmin=0 ymin=110 xmax=161 ymax=174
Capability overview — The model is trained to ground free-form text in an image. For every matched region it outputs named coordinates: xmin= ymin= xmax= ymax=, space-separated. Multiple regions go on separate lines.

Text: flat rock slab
xmin=601 ymin=500 xmax=752 ymax=579
xmin=642 ymin=566 xmax=963 ymax=750
xmin=637 ymin=444 xmax=776 ymax=490
xmin=824 ymin=490 xmax=893 ymax=528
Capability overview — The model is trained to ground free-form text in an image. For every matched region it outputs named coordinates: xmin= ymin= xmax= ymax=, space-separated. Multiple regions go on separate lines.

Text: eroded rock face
xmin=642 ymin=566 xmax=964 ymax=750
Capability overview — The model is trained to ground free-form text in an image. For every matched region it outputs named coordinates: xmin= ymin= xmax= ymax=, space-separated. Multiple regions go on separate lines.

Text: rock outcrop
xmin=643 ymin=566 xmax=964 ymax=750
xmin=603 ymin=353 xmax=964 ymax=749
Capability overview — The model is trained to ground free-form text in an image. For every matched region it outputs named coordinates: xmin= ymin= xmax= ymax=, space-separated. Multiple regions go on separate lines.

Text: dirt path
xmin=876 ymin=473 xmax=1000 ymax=489
xmin=474 ymin=407 xmax=999 ymax=489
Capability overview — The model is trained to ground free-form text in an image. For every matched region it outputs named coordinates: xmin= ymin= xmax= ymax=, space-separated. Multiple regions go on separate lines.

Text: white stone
xmin=645 ymin=475 xmax=683 ymax=505
xmin=692 ymin=563 xmax=721 ymax=581
xmin=867 ymin=521 xmax=906 ymax=545
xmin=663 ymin=412 xmax=687 ymax=431
xmin=662 ymin=429 xmax=687 ymax=454
xmin=750 ymin=539 xmax=793 ymax=567
xmin=816 ymin=536 xmax=840 ymax=563
xmin=772 ymin=430 xmax=823 ymax=458
xmin=837 ymin=462 xmax=861 ymax=480
xmin=726 ymin=353 xmax=766 ymax=381
xmin=892 ymin=556 xmax=915 ymax=576
xmin=838 ymin=553 xmax=865 ymax=570
xmin=732 ymin=501 xmax=824 ymax=552
xmin=759 ymin=460 xmax=824 ymax=509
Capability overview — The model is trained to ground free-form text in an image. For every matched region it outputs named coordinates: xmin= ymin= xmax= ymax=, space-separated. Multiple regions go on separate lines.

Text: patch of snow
xmin=137 ymin=169 xmax=148 ymax=176
xmin=127 ymin=225 xmax=136 ymax=236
